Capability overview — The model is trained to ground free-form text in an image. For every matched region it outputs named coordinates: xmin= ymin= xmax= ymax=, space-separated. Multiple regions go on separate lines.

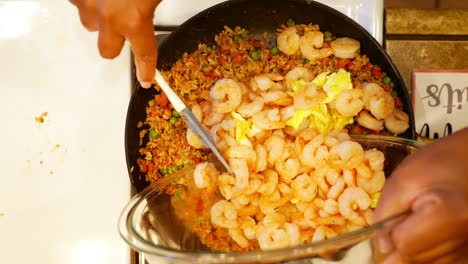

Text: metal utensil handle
xmin=180 ymin=108 xmax=233 ymax=174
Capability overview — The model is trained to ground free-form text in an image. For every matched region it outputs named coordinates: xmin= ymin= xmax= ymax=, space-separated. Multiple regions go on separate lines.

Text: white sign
xmin=413 ymin=70 xmax=468 ymax=139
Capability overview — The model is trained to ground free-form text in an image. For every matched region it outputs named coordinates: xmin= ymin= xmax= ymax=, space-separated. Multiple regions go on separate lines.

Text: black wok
xmin=125 ymin=0 xmax=416 ymax=193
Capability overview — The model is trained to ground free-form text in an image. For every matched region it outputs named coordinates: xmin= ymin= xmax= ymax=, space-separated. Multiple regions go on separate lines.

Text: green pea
xmin=382 ymin=76 xmax=392 ymax=84
xmin=183 ymin=162 xmax=191 ymax=168
xmin=324 ymin=31 xmax=332 ymax=38
xmin=161 ymin=168 xmax=169 ymax=176
xmin=206 ymin=46 xmax=212 ymax=52
xmin=250 ymin=51 xmax=260 ymax=60
xmin=201 ymin=65 xmax=209 ymax=72
xmin=148 ymin=129 xmax=158 ymax=139
xmin=270 ymin=47 xmax=279 ymax=55
xmin=286 ymin=18 xmax=295 ymax=27
xmin=169 ymin=117 xmax=178 ymax=125
xmin=172 ymin=110 xmax=180 ymax=118
xmin=391 ymin=90 xmax=399 ymax=96
xmin=171 ymin=165 xmax=180 ymax=171
xmin=232 ymin=35 xmax=241 ymax=41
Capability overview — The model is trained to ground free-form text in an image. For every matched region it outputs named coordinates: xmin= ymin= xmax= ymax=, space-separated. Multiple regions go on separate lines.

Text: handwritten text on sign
xmin=413 ymin=70 xmax=468 ymax=139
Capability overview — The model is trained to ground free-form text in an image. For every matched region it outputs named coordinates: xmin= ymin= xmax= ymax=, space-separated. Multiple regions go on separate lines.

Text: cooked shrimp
xmin=368 ymin=91 xmax=395 ymax=120
xmin=355 ymin=162 xmax=372 ymax=179
xmin=294 ymin=84 xmax=326 ymax=110
xmin=204 ymin=109 xmax=224 ymax=126
xmin=259 ymin=192 xmax=291 ymax=215
xmin=343 ymin=169 xmax=356 ymax=187
xmin=278 ymin=182 xmax=293 ymax=196
xmin=239 ymin=216 xmax=257 ymax=240
xmin=210 ymin=200 xmax=239 ymax=229
xmin=231 ymin=194 xmax=252 ymax=209
xmin=257 ymin=223 xmax=300 ymax=249
xmin=254 ymin=144 xmax=267 ymax=172
xmin=237 ymin=96 xmax=264 ymax=118
xmin=335 ymin=89 xmax=364 ymax=118
xmin=191 ymin=103 xmax=203 ymax=122
xmin=262 ymin=90 xmax=293 ymax=106
xmin=364 ymin=149 xmax=385 ymax=172
xmin=312 ymin=225 xmax=337 ymax=242
xmin=384 ymin=108 xmax=410 ymax=135
xmin=356 ymin=110 xmax=384 ymax=131
xmin=225 ymin=145 xmax=257 ymax=170
xmin=258 ymin=169 xmax=279 ymax=196
xmin=324 ymin=135 xmax=339 ymax=148
xmin=186 ymin=128 xmax=205 ymax=149
xmin=332 ymin=140 xmax=364 ymax=169
xmin=259 ymin=212 xmax=286 ymax=230
xmin=228 ymin=228 xmax=249 ymax=248
xmin=291 ymin=173 xmax=318 ymax=202
xmin=221 ymin=117 xmax=236 ymax=137
xmin=252 ymin=109 xmax=285 ymax=130
xmin=218 ymin=173 xmax=237 ymax=200
xmin=275 ymin=158 xmax=301 ymax=183
xmin=245 ymin=176 xmax=262 ymax=196
xmin=280 ymin=105 xmax=296 ymax=122
xmin=327 ymin=178 xmax=345 ymax=200
xmin=338 ymin=187 xmax=371 ymax=226
xmin=299 ymin=31 xmax=333 ymax=61
xmin=362 ymin=83 xmax=385 ymax=108
xmin=264 ymin=135 xmax=286 ymax=166
xmin=357 ymin=170 xmax=386 ymax=195
xmin=330 ymin=37 xmax=361 ymax=59
xmin=300 ymin=134 xmax=325 ymax=167
xmin=250 ymin=73 xmax=283 ymax=92
xmin=210 ymin=79 xmax=243 ymax=113
xmin=285 ymin=67 xmax=314 ymax=90
xmin=229 ymin=158 xmax=249 ymax=191
xmin=324 ymin=167 xmax=339 ymax=186
xmin=238 ymin=194 xmax=260 ymax=217
xmin=277 ymin=27 xmax=300 ymax=56
xmin=312 ymin=168 xmax=330 ymax=195
xmin=193 ymin=162 xmax=218 ymax=189
xmin=323 ymin=199 xmax=339 ymax=215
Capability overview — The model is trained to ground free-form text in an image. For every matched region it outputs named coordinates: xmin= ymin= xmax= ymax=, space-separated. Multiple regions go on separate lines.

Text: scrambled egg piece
xmin=322 ymin=69 xmax=352 ymax=103
xmin=285 ymin=70 xmax=354 ymax=134
xmin=312 ymin=71 xmax=330 ymax=87
xmin=371 ymin=192 xmax=382 ymax=209
xmin=285 ymin=109 xmax=314 ymax=129
xmin=231 ymin=112 xmax=253 ymax=147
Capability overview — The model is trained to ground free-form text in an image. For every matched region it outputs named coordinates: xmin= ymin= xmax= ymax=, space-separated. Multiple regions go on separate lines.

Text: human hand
xmin=375 ymin=127 xmax=468 ymax=263
xmin=69 ymin=0 xmax=162 ymax=88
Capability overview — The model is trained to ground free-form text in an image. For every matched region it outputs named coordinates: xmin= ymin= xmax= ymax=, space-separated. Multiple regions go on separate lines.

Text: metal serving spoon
xmin=154 ymin=70 xmax=232 ymax=173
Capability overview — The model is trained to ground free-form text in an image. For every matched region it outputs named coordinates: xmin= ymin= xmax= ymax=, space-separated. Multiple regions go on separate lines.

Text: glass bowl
xmin=119 ymin=135 xmax=426 ymax=264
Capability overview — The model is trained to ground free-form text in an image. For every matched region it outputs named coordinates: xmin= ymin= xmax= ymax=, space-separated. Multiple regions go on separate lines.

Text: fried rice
xmin=135 ymin=24 xmax=408 ymax=252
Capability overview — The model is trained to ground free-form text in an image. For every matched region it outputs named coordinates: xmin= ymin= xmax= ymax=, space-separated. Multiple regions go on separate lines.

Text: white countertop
xmin=0 ymin=1 xmax=131 ymax=263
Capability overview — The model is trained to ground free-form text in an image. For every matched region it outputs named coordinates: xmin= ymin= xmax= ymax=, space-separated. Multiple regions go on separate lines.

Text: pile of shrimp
xmin=154 ymin=24 xmax=411 ymax=251
xmin=192 ymin=128 xmax=385 ymax=250
xmin=276 ymin=25 xmax=409 ymax=134
xmin=184 ymin=69 xmax=388 ymax=251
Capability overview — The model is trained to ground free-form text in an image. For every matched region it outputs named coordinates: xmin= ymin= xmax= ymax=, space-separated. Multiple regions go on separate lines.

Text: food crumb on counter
xmin=0 ymin=213 xmax=4 ymax=218
xmin=35 ymin=112 xmax=48 ymax=123
xmin=49 ymin=170 xmax=54 ymax=175
xmin=40 ymin=160 xmax=44 ymax=165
